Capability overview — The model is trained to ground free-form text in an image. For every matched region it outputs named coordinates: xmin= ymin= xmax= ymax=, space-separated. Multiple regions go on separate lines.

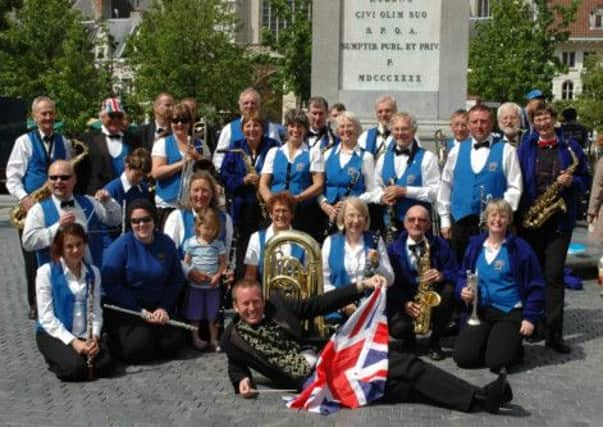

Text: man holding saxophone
xmin=387 ymin=205 xmax=457 ymax=361
xmin=6 ymin=96 xmax=72 ymax=320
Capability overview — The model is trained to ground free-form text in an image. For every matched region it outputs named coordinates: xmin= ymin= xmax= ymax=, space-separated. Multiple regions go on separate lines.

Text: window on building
xmin=562 ymin=51 xmax=576 ymax=68
xmin=477 ymin=0 xmax=490 ymax=17
xmin=562 ymin=80 xmax=574 ymax=100
xmin=590 ymin=8 xmax=603 ymax=29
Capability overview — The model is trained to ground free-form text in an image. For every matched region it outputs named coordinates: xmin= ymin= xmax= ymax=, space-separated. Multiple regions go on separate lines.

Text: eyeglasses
xmin=171 ymin=117 xmax=190 ymax=125
xmin=108 ymin=112 xmax=124 ymax=120
xmin=130 ymin=216 xmax=153 ymax=225
xmin=406 ymin=217 xmax=428 ymax=223
xmin=48 ymin=175 xmax=72 ymax=181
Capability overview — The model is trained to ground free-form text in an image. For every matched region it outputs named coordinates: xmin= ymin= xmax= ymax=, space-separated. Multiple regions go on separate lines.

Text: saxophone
xmin=10 ymin=139 xmax=88 ymax=229
xmin=412 ymin=239 xmax=442 ymax=335
xmin=522 ymin=146 xmax=579 ymax=229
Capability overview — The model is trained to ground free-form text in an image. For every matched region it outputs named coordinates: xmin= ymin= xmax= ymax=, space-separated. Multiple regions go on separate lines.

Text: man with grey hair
xmin=497 ymin=102 xmax=523 ymax=147
xmin=358 ymin=96 xmax=398 ymax=159
xmin=139 ymin=92 xmax=174 ymax=150
xmin=212 ymin=87 xmax=282 ymax=170
xmin=6 ymin=96 xmax=72 ymax=319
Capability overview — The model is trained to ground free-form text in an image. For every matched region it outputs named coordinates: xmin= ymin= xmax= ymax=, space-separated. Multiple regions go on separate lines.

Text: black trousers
xmin=156 ymin=207 xmax=176 ymax=231
xmin=453 ymin=307 xmax=523 ymax=372
xmin=234 ymin=201 xmax=265 ymax=280
xmin=18 ymin=228 xmax=37 ymax=309
xmin=293 ymin=200 xmax=324 ymax=244
xmin=382 ymin=350 xmax=477 ymax=412
xmin=450 ymin=215 xmax=480 ymax=265
xmin=104 ymin=309 xmax=186 ymax=363
xmin=36 ymin=331 xmax=114 ymax=381
xmin=519 ymin=223 xmax=571 ymax=342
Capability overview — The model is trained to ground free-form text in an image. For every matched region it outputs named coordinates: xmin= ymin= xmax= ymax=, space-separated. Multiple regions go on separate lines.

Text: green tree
xmin=0 ymin=0 xmax=22 ymax=30
xmin=468 ymin=0 xmax=578 ymax=103
xmin=258 ymin=0 xmax=312 ymax=106
xmin=126 ymin=0 xmax=253 ymax=118
xmin=559 ymin=54 xmax=603 ymax=130
xmin=0 ymin=0 xmax=110 ymax=133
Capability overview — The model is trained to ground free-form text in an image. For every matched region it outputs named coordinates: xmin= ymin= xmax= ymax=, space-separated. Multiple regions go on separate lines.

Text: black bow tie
xmin=308 ymin=128 xmax=326 ymax=139
xmin=60 ymin=200 xmax=75 ymax=209
xmin=394 ymin=146 xmax=411 ymax=156
xmin=377 ymin=128 xmax=390 ymax=138
xmin=156 ymin=127 xmax=165 ymax=134
xmin=42 ymin=135 xmax=52 ymax=143
xmin=409 ymin=240 xmax=426 ymax=255
xmin=474 ymin=140 xmax=490 ymax=150
xmin=107 ymin=134 xmax=122 ymax=140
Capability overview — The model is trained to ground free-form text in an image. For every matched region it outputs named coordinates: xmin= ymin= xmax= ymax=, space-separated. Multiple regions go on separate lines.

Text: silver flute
xmin=104 ymin=304 xmax=199 ymax=331
xmin=86 ymin=276 xmax=96 ymax=380
xmin=466 ymin=269 xmax=481 ymax=326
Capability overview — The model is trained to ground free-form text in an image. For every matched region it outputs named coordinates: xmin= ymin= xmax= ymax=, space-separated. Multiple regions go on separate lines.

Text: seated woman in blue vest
xmin=321 ymin=197 xmax=394 ymax=324
xmin=259 ymin=108 xmax=325 ymax=242
xmin=164 ymin=171 xmax=233 ymax=279
xmin=375 ymin=112 xmax=440 ymax=243
xmin=244 ymin=191 xmax=305 ymax=280
xmin=319 ymin=112 xmax=381 ymax=237
xmin=36 ymin=223 xmax=114 ymax=381
xmin=454 ymin=199 xmax=545 ymax=373
xmin=220 ymin=112 xmax=280 ymax=280
xmin=95 ymin=147 xmax=152 ymax=248
xmin=151 ymin=103 xmax=211 ymax=228
xmin=102 ymin=199 xmax=187 ymax=363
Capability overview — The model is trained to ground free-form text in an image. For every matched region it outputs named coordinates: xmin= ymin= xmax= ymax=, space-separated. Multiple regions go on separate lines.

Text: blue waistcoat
xmin=257 ymin=228 xmax=305 ymax=277
xmin=451 ymin=139 xmax=506 ymax=221
xmin=178 ymin=209 xmax=227 ymax=259
xmin=110 ymin=143 xmax=130 ymax=178
xmin=38 ymin=196 xmax=103 ymax=267
xmin=475 ymin=245 xmax=521 ymax=313
xmin=364 ymin=127 xmax=379 ymax=154
xmin=23 ymin=131 xmax=68 ymax=193
xmin=328 ymin=232 xmax=377 ymax=289
xmin=230 ymin=118 xmax=244 ymax=145
xmin=381 ymin=146 xmax=430 ymax=221
xmin=324 ymin=149 xmax=365 ymax=204
xmin=155 ymin=135 xmax=183 ymax=204
xmin=36 ymin=261 xmax=95 ymax=334
xmin=271 ymin=149 xmax=311 ymax=196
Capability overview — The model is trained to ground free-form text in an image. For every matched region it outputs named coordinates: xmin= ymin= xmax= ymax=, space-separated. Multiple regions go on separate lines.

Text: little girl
xmin=183 ymin=208 xmax=227 ymax=351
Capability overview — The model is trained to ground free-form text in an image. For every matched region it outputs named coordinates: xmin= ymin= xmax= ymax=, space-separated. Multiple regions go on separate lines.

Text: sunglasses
xmin=130 ymin=216 xmax=153 ymax=225
xmin=108 ymin=112 xmax=124 ymax=120
xmin=171 ymin=117 xmax=190 ymax=125
xmin=48 ymin=175 xmax=72 ymax=181
xmin=406 ymin=217 xmax=428 ymax=223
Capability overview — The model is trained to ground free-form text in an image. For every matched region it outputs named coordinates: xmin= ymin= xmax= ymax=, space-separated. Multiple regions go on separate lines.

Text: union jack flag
xmin=287 ymin=286 xmax=389 ymax=415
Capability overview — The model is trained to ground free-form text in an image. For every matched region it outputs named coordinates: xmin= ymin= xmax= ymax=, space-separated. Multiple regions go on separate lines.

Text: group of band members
xmin=5 ymin=89 xmax=589 ymax=413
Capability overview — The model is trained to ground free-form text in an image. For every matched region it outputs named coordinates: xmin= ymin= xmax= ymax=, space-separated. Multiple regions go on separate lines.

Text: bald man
xmin=22 ymin=160 xmax=121 ymax=268
xmin=387 ymin=205 xmax=457 ymax=361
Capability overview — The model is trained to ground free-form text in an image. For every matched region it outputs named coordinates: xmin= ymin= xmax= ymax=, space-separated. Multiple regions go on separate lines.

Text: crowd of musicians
xmin=5 ymin=87 xmax=598 ymax=414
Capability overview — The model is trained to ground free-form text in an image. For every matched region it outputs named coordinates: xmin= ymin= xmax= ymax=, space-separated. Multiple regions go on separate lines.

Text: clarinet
xmin=323 ymin=170 xmax=360 ymax=238
xmin=86 ymin=274 xmax=95 ymax=380
xmin=384 ymin=178 xmax=398 ymax=245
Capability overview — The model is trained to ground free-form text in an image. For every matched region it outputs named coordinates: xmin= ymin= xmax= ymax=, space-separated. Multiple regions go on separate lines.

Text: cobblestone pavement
xmin=1 ymin=212 xmax=602 ymax=426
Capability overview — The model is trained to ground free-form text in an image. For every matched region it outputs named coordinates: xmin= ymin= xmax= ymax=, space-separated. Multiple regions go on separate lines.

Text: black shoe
xmin=28 ymin=306 xmax=37 ymax=320
xmin=477 ymin=372 xmax=513 ymax=414
xmin=546 ymin=339 xmax=571 ymax=354
xmin=427 ymin=343 xmax=446 ymax=361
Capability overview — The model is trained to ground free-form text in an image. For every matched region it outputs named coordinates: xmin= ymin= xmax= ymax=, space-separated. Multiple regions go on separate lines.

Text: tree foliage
xmin=258 ymin=0 xmax=312 ymax=106
xmin=468 ymin=0 xmax=578 ymax=103
xmin=126 ymin=0 xmax=253 ymax=118
xmin=0 ymin=0 xmax=111 ymax=133
xmin=0 ymin=0 xmax=22 ymax=31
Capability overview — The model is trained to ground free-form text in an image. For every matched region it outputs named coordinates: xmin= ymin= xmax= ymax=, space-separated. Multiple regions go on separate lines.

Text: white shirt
xmin=375 ymin=143 xmax=440 ymax=205
xmin=22 ymin=194 xmax=121 ymax=253
xmin=358 ymin=124 xmax=390 ymax=155
xmin=101 ymin=125 xmax=125 ymax=159
xmin=437 ymin=136 xmax=523 ymax=229
xmin=6 ymin=130 xmax=72 ymax=201
xmin=36 ymin=260 xmax=102 ymax=345
xmin=151 ymin=136 xmax=211 ymax=208
xmin=320 ymin=144 xmax=381 ymax=204
xmin=163 ymin=208 xmax=233 ymax=275
xmin=405 ymin=236 xmax=426 ymax=271
xmin=244 ymin=224 xmax=295 ymax=267
xmin=321 ymin=234 xmax=394 ymax=293
xmin=213 ymin=120 xmax=282 ymax=170
xmin=261 ymin=142 xmax=325 ymax=175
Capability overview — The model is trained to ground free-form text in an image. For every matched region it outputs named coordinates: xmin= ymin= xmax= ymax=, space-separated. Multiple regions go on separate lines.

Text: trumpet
xmin=466 ymin=269 xmax=481 ymax=326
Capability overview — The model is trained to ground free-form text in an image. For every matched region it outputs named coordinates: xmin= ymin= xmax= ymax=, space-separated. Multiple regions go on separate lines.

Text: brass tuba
xmin=10 ymin=139 xmax=88 ymax=229
xmin=262 ymin=230 xmax=326 ymax=337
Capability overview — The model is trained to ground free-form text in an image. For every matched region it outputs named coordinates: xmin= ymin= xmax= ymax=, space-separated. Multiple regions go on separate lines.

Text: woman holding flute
xmin=102 ymin=198 xmax=187 ymax=363
xmin=453 ymin=199 xmax=545 ymax=373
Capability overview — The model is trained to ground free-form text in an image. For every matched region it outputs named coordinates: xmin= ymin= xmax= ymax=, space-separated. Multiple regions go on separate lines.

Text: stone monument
xmin=312 ymin=0 xmax=469 ymax=137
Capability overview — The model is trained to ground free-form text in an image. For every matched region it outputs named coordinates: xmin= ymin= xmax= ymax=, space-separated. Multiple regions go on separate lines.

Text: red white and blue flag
xmin=286 ymin=287 xmax=389 ymax=415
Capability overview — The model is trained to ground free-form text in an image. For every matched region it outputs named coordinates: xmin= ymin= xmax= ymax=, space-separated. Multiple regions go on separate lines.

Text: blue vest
xmin=257 ymin=228 xmax=305 ymax=277
xmin=110 ymin=142 xmax=130 ymax=178
xmin=37 ymin=196 xmax=102 ymax=267
xmin=381 ymin=146 xmax=430 ymax=221
xmin=446 ymin=138 xmax=457 ymax=152
xmin=475 ymin=245 xmax=521 ymax=313
xmin=364 ymin=128 xmax=378 ymax=154
xmin=178 ymin=209 xmax=227 ymax=259
xmin=230 ymin=118 xmax=244 ymax=145
xmin=36 ymin=261 xmax=95 ymax=334
xmin=328 ymin=232 xmax=377 ymax=289
xmin=155 ymin=135 xmax=183 ymax=204
xmin=23 ymin=131 xmax=68 ymax=193
xmin=271 ymin=149 xmax=311 ymax=196
xmin=324 ymin=149 xmax=365 ymax=203
xmin=450 ymin=139 xmax=506 ymax=221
